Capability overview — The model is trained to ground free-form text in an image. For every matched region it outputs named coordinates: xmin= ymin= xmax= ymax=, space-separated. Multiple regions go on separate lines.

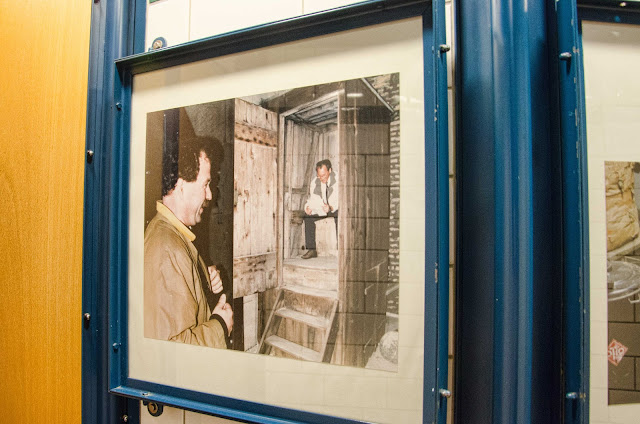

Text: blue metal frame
xmin=559 ymin=2 xmax=640 ymax=424
xmin=557 ymin=1 xmax=589 ymax=424
xmin=82 ymin=0 xmax=145 ymax=422
xmin=83 ymin=0 xmax=450 ymax=423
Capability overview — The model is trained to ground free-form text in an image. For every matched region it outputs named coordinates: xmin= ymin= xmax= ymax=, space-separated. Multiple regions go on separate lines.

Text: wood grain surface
xmin=0 ymin=1 xmax=90 ymax=422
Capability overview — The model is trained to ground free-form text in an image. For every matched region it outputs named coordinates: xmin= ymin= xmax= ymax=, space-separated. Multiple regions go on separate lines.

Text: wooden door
xmin=0 ymin=1 xmax=90 ymax=422
xmin=233 ymin=99 xmax=279 ymax=350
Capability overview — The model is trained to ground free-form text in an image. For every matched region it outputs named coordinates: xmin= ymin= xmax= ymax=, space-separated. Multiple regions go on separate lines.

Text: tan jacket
xmin=144 ymin=202 xmax=228 ymax=348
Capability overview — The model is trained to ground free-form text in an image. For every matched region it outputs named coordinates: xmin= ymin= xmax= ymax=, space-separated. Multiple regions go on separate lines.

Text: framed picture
xmin=605 ymin=162 xmax=640 ymax=403
xmin=107 ymin=1 xmax=449 ymax=422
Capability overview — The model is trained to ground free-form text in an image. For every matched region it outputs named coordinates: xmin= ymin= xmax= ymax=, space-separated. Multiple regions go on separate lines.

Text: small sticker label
xmin=608 ymin=339 xmax=628 ymax=366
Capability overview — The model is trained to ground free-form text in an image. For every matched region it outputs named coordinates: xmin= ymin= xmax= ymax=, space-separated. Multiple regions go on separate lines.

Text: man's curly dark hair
xmin=162 ymin=137 xmax=214 ymax=196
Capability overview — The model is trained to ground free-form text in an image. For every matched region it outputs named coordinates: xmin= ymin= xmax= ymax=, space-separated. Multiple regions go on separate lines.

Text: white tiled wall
xmin=144 ymin=0 xmax=370 ymax=50
xmin=445 ymin=2 xmax=456 ymax=423
xmin=145 ymin=0 xmax=190 ymax=50
xmin=141 ymin=0 xmax=457 ymax=422
xmin=189 ymin=0 xmax=303 ymax=42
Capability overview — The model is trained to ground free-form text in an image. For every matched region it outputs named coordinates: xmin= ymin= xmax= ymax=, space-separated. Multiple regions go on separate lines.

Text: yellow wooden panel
xmin=0 ymin=1 xmax=91 ymax=422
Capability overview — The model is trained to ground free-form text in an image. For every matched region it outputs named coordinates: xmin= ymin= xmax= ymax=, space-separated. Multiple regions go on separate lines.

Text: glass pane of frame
xmin=126 ymin=17 xmax=431 ymax=423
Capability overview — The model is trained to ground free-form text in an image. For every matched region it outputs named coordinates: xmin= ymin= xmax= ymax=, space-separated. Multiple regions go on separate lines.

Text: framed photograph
xmin=605 ymin=162 xmax=640 ymax=404
xmin=108 ymin=2 xmax=449 ymax=423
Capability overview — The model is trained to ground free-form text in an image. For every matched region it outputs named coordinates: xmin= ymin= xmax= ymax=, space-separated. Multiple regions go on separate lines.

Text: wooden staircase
xmin=259 ymin=259 xmax=339 ymax=362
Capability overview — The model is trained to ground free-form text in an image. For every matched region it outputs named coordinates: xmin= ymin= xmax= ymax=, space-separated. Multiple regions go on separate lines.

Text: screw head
xmin=151 ymin=37 xmax=166 ymax=50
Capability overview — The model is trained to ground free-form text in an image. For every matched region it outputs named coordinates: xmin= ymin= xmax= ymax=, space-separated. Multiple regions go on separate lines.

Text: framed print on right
xmin=581 ymin=16 xmax=640 ymax=422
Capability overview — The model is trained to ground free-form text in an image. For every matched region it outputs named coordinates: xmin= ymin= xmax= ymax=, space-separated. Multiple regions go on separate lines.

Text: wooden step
xmin=275 ymin=307 xmax=331 ymax=330
xmin=264 ymin=335 xmax=321 ymax=362
xmin=283 ymin=284 xmax=337 ymax=300
xmin=283 ymin=257 xmax=338 ymax=271
xmin=283 ymin=258 xmax=338 ymax=291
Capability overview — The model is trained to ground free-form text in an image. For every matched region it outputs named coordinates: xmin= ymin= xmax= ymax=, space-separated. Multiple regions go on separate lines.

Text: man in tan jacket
xmin=144 ymin=138 xmax=233 ymax=348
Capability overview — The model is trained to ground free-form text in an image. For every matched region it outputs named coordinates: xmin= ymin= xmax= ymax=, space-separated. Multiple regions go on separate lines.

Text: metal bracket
xmin=143 ymin=401 xmax=164 ymax=417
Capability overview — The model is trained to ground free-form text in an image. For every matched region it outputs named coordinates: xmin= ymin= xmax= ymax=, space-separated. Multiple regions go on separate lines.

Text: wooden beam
xmin=234 ymin=121 xmax=277 ymax=147
xmin=233 ymin=252 xmax=277 ymax=298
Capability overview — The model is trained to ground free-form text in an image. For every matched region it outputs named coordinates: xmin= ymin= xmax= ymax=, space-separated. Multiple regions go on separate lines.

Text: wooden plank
xmin=275 ymin=307 xmax=331 ymax=330
xmin=258 ymin=289 xmax=284 ymax=354
xmin=283 ymin=121 xmax=294 ymax=259
xmin=321 ymin=129 xmax=339 ymax=176
xmin=342 ymin=218 xmax=390 ymax=250
xmin=341 ymin=186 xmax=390 ymax=218
xmin=366 ymin=218 xmax=391 ymax=250
xmin=283 ymin=284 xmax=337 ymax=300
xmin=235 ymin=97 xmax=247 ymax=123
xmin=234 ymin=121 xmax=277 ymax=146
xmin=341 ymin=154 xmax=366 ymax=190
xmin=268 ymin=146 xmax=277 ymax=253
xmin=243 ymin=294 xmax=259 ymax=350
xmin=264 ymin=335 xmax=321 ymax=362
xmin=303 ymin=127 xmax=319 ymax=190
xmin=282 ymin=258 xmax=338 ymax=291
xmin=292 ymin=124 xmax=302 ymax=184
xmin=278 ymin=317 xmax=310 ymax=347
xmin=241 ymin=143 xmax=277 ymax=255
xmin=315 ymin=217 xmax=338 ymax=257
xmin=341 ymin=124 xmax=391 ymax=155
xmin=234 ymin=99 xmax=278 ymax=260
xmin=233 ymin=253 xmax=277 ymax=298
xmin=336 ymin=90 xmax=349 ymax=366
xmin=343 ymin=249 xmax=389 ymax=282
xmin=233 ymin=140 xmax=252 ymax=256
xmin=277 ymin=116 xmax=285 ymax=290
xmin=250 ymin=143 xmax=262 ymax=255
xmin=365 ymin=155 xmax=391 ymax=186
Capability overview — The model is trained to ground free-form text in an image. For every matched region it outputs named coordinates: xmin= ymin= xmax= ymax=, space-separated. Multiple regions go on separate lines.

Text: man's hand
xmin=322 ymin=203 xmax=330 ymax=214
xmin=212 ymin=293 xmax=233 ymax=334
xmin=208 ymin=265 xmax=223 ymax=294
xmin=305 ymin=205 xmax=312 ymax=215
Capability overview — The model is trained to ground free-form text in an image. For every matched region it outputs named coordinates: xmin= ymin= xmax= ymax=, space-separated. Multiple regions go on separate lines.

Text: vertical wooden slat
xmin=0 ymin=1 xmax=90 ymax=423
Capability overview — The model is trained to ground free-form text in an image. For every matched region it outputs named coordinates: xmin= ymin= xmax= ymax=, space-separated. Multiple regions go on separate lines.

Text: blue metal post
xmin=82 ymin=0 xmax=145 ymax=422
xmin=456 ymin=0 xmax=563 ymax=422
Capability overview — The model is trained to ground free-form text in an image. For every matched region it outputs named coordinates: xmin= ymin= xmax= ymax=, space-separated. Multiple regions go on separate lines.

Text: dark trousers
xmin=304 ymin=212 xmax=338 ymax=250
